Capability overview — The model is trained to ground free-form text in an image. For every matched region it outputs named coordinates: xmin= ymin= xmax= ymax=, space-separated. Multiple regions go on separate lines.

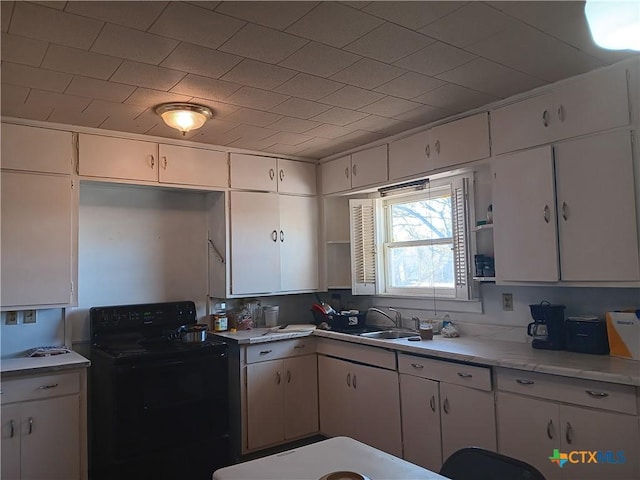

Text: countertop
xmin=1 ymin=350 xmax=90 ymax=377
xmin=214 ymin=327 xmax=640 ymax=387
xmin=213 ymin=436 xmax=446 ymax=480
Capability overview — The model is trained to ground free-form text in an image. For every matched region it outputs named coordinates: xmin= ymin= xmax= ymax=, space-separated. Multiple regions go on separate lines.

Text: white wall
xmin=67 ymin=183 xmax=210 ymax=343
xmin=1 ymin=309 xmax=65 ymax=358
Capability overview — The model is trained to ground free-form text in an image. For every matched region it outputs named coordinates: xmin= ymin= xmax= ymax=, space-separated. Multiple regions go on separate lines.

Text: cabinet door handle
xmin=269 ymin=168 xmax=275 ymax=180
xmin=279 ymin=169 xmax=284 ymax=182
xmin=28 ymin=417 xmax=33 ymax=435
xmin=547 ymin=419 xmax=554 ymax=439
xmin=294 ymin=344 xmax=305 ymax=349
xmin=411 ymin=363 xmax=424 ymax=369
xmin=259 ymin=349 xmax=272 ymax=355
xmin=457 ymin=372 xmax=472 ymax=378
xmin=565 ymin=422 xmax=573 ymax=444
xmin=271 ymin=230 xmax=278 ymax=242
xmin=425 ymin=144 xmax=430 ymax=158
xmin=280 ymin=230 xmax=284 ymax=242
xmin=162 ymin=156 xmax=168 ymax=169
xmin=585 ymin=390 xmax=609 ymax=398
xmin=543 ymin=205 xmax=550 ymax=223
xmin=557 ymin=105 xmax=565 ymax=122
xmin=287 ymin=370 xmax=291 ymax=384
xmin=542 ymin=110 xmax=550 ymax=127
xmin=516 ymin=379 xmax=535 ymax=385
xmin=429 ymin=395 xmax=436 ymax=412
xmin=345 ymin=167 xmax=349 ymax=179
xmin=9 ymin=419 xmax=15 ymax=438
xmin=276 ymin=371 xmax=281 ymax=385
xmin=150 ymin=155 xmax=155 ymax=169
xmin=561 ymin=202 xmax=568 ymax=221
xmin=443 ymin=398 xmax=450 ymax=414
xmin=352 ymin=374 xmax=357 ymax=389
xmin=346 ymin=372 xmax=351 ymax=387
xmin=352 ymin=164 xmax=357 ymax=177
xmin=38 ymin=383 xmax=59 ymax=390
xmin=435 ymin=139 xmax=440 ymax=155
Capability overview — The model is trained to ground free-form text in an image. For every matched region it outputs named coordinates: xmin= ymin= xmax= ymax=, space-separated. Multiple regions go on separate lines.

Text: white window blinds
xmin=349 ymin=199 xmax=377 ymax=295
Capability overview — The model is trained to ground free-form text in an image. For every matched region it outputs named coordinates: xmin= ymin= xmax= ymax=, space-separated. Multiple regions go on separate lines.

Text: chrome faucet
xmin=368 ymin=307 xmax=402 ymax=329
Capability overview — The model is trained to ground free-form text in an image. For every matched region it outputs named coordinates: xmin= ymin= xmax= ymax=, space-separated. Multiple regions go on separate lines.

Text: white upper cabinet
xmin=158 ymin=144 xmax=227 ymax=188
xmin=388 ymin=113 xmax=490 ymax=181
xmin=491 ymin=67 xmax=630 ymax=155
xmin=1 ymin=124 xmax=72 ymax=174
xmin=230 ymin=153 xmax=316 ymax=195
xmin=321 ymin=145 xmax=388 ymax=194
xmin=79 ymin=134 xmax=158 ymax=182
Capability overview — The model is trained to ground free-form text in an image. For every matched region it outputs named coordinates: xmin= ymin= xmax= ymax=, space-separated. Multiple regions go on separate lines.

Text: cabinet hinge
xmin=631 ymin=131 xmax=635 ymax=146
xmin=71 ymin=179 xmax=75 ymax=189
xmin=73 ymin=133 xmax=79 ymax=175
xmin=70 ymin=281 xmax=74 ymax=295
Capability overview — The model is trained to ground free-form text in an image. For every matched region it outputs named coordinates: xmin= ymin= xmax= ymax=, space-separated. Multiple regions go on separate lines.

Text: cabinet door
xmin=352 ymin=363 xmax=402 ymax=457
xmin=496 ymin=392 xmax=560 ymax=480
xmin=493 ymin=146 xmax=559 ymax=282
xmin=1 ymin=172 xmax=72 ymax=307
xmin=246 ymin=360 xmax=285 ymax=450
xmin=559 ymin=405 xmax=639 ymax=480
xmin=284 ymin=355 xmax=318 ymax=440
xmin=553 ymin=67 xmax=629 ymax=142
xmin=229 ymin=153 xmax=278 ymax=191
xmin=279 ymin=195 xmax=319 ymax=292
xmin=21 ymin=395 xmax=80 ymax=480
xmin=1 ymin=124 xmax=72 ymax=174
xmin=351 ymin=144 xmax=388 ymax=189
xmin=430 ymin=112 xmax=490 ymax=171
xmin=78 ymin=134 xmax=158 ymax=181
xmin=317 ymin=355 xmax=354 ymax=439
xmin=1 ymin=404 xmax=21 ymax=480
xmin=321 ymin=155 xmax=351 ymax=194
xmin=388 ymin=129 xmax=431 ymax=180
xmin=554 ymin=131 xmax=639 ymax=281
xmin=158 ymin=144 xmax=228 ymax=188
xmin=277 ymin=158 xmax=316 ymax=195
xmin=229 ymin=191 xmax=280 ymax=295
xmin=440 ymin=383 xmax=496 ymax=463
xmin=400 ymin=374 xmax=442 ymax=472
xmin=491 ymin=93 xmax=555 ymax=155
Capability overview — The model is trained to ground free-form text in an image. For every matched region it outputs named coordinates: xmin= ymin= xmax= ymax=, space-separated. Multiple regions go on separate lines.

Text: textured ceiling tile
xmin=340 ymin=2 xmax=372 ymax=10
xmin=196 ymin=118 xmax=240 ymax=135
xmin=221 ymin=59 xmax=297 ymax=90
xmin=437 ymin=58 xmax=546 ymax=98
xmin=224 ymin=124 xmax=279 ymax=141
xmin=1 ymin=33 xmax=48 ymax=67
xmin=47 ymin=108 xmax=108 ymax=128
xmin=419 ymin=2 xmax=513 ymax=48
xmin=65 ymin=1 xmax=167 ymax=31
xmin=278 ymin=42 xmax=361 ymax=78
xmin=309 ymin=106 xmax=369 ymax=126
xmin=2 ymin=62 xmax=72 ymax=92
xmin=65 ymin=76 xmax=135 ymax=103
xmin=150 ymin=2 xmax=245 ymax=49
xmin=161 ymin=42 xmax=242 ymax=79
xmin=227 ymin=137 xmax=278 ymax=151
xmin=374 ymin=72 xmax=446 ymax=99
xmin=83 ymin=99 xmax=146 ymax=118
xmin=124 ymin=88 xmax=193 ymax=107
xmin=344 ymin=114 xmax=415 ymax=134
xmin=299 ymin=140 xmax=359 ymax=158
xmin=358 ymin=96 xmax=423 ymax=117
xmin=41 ymin=44 xmax=122 ymax=80
xmin=394 ymin=41 xmax=477 ymax=76
xmin=170 ymin=73 xmax=240 ymax=100
xmin=91 ymin=23 xmax=178 ymax=65
xmin=363 ymin=1 xmax=465 ymax=30
xmin=413 ymin=83 xmax=497 ymax=112
xmin=1 ymin=2 xmax=14 ymax=32
xmin=112 ymin=61 xmax=186 ymax=91
xmin=319 ymin=85 xmax=385 ymax=110
xmin=394 ymin=104 xmax=449 ymax=124
xmin=215 ymin=1 xmax=319 ymax=31
xmin=186 ymin=2 xmax=221 ymax=11
xmin=330 ymin=58 xmax=405 ymax=89
xmin=286 ymin=2 xmax=383 ymax=48
xmin=1 ymin=83 xmax=29 ymax=106
xmin=266 ymin=116 xmax=320 ymax=133
xmin=334 ymin=129 xmax=387 ymax=144
xmin=224 ymin=107 xmax=283 ymax=127
xmin=219 ymin=23 xmax=308 ymax=64
xmin=187 ymin=97 xmax=239 ymax=118
xmin=26 ymin=89 xmax=91 ymax=112
xmin=271 ymin=97 xmax=331 ymax=119
xmin=30 ymin=2 xmax=66 ymax=10
xmin=225 ymin=86 xmax=290 ymax=110
xmin=145 ymin=121 xmax=204 ymax=141
xmin=9 ymin=2 xmax=102 ymax=49
xmin=344 ymin=22 xmax=434 ymax=63
xmin=303 ymin=124 xmax=356 ymax=139
xmin=1 ymin=101 xmax=53 ymax=121
xmin=100 ymin=109 xmax=160 ymax=135
xmin=274 ymin=73 xmax=344 ymax=101
xmin=262 ymin=143 xmax=311 ymax=156
xmin=262 ymin=131 xmax=313 ymax=146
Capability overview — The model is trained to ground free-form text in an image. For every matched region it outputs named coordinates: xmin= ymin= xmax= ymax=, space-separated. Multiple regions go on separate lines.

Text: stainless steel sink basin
xmin=359 ymin=330 xmax=418 ymax=339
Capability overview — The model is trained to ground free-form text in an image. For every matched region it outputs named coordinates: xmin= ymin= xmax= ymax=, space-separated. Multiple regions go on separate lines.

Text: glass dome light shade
xmin=155 ymin=103 xmax=213 ymax=135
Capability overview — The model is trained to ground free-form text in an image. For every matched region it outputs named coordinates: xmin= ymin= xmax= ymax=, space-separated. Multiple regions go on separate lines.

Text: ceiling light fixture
xmin=155 ymin=103 xmax=213 ymax=136
xmin=585 ymin=0 xmax=640 ymax=51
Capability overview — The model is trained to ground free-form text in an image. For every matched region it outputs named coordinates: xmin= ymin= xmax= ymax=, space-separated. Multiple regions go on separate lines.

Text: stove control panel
xmin=90 ymin=301 xmax=197 ymax=334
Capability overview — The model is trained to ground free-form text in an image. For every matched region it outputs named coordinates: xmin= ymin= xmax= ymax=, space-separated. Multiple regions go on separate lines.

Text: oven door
xmin=113 ymin=349 xmax=228 ymax=458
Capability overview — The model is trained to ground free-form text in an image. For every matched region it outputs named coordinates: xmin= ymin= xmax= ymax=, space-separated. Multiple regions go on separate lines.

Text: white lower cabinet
xmin=318 ymin=354 xmax=402 ymax=457
xmin=398 ymin=354 xmax=496 ymax=470
xmin=1 ymin=370 xmax=87 ymax=480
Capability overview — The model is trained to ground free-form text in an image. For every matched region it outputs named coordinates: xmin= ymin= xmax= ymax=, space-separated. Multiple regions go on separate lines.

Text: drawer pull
xmin=353 ymin=374 xmax=357 ymax=390
xmin=10 ymin=419 xmax=15 ymax=438
xmin=443 ymin=398 xmax=450 ymax=415
xmin=542 ymin=109 xmax=550 ymax=127
xmin=28 ymin=417 xmax=33 ymax=435
xmin=516 ymin=379 xmax=535 ymax=385
xmin=457 ymin=372 xmax=473 ymax=378
xmin=38 ymin=383 xmax=59 ymax=390
xmin=269 ymin=168 xmax=275 ymax=180
xmin=565 ymin=422 xmax=573 ymax=444
xmin=294 ymin=345 xmax=305 ymax=349
xmin=276 ymin=371 xmax=281 ymax=385
xmin=346 ymin=373 xmax=351 ymax=387
xmin=429 ymin=395 xmax=436 ymax=412
xmin=585 ymin=390 xmax=609 ymax=398
xmin=546 ymin=420 xmax=554 ymax=439
xmin=411 ymin=363 xmax=424 ymax=369
xmin=287 ymin=370 xmax=291 ymax=384
xmin=259 ymin=350 xmax=273 ymax=355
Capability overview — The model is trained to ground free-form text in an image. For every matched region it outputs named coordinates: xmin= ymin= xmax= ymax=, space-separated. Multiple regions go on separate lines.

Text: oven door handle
xmin=130 ymin=359 xmax=189 ymax=370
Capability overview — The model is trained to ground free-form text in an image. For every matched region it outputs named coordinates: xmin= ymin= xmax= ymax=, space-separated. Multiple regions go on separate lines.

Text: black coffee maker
xmin=528 ymin=301 xmax=566 ymax=350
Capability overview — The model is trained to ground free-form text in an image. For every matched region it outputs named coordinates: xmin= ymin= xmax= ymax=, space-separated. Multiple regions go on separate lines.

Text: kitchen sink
xmin=359 ymin=330 xmax=418 ymax=339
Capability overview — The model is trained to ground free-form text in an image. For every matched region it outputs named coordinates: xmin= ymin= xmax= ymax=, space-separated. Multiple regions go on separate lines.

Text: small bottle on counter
xmin=213 ymin=302 xmax=228 ymax=332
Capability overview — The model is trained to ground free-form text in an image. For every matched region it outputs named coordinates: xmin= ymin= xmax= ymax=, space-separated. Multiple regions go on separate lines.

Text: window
xmin=350 ymin=174 xmax=472 ymax=300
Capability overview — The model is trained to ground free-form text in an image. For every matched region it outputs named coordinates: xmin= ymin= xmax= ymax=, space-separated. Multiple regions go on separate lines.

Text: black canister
xmin=565 ymin=316 xmax=610 ymax=354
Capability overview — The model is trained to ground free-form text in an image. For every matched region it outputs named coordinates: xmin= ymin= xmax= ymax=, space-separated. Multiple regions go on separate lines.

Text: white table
xmin=213 ymin=436 xmax=449 ymax=480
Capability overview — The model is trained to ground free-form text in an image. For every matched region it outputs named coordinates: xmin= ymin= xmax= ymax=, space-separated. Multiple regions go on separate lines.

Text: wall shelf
xmin=473 ymin=276 xmax=496 ymax=283
xmin=472 ymin=223 xmax=494 ymax=232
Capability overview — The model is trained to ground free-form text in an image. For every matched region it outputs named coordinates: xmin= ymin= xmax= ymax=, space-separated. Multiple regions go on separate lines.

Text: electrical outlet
xmin=24 ymin=310 xmax=36 ymax=324
xmin=5 ymin=311 xmax=18 ymax=325
xmin=502 ymin=293 xmax=514 ymax=311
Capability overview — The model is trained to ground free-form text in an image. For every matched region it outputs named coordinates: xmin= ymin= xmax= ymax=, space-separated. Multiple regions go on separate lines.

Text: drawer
xmin=1 ymin=371 xmax=80 ymax=404
xmin=245 ymin=338 xmax=316 ymax=364
xmin=398 ymin=353 xmax=492 ymax=391
xmin=495 ymin=367 xmax=637 ymax=415
xmin=315 ymin=338 xmax=396 ymax=370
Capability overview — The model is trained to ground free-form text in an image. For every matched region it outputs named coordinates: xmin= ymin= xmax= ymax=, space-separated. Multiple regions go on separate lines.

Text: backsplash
xmin=1 ymin=309 xmax=65 ymax=358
